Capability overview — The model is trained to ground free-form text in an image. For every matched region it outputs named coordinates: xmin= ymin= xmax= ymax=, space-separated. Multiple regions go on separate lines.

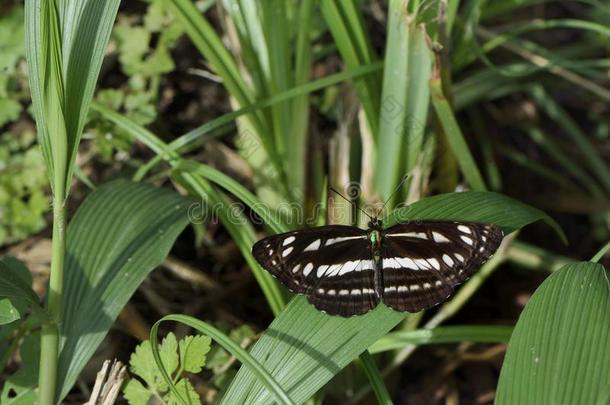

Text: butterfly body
xmin=252 ymin=219 xmax=503 ymax=317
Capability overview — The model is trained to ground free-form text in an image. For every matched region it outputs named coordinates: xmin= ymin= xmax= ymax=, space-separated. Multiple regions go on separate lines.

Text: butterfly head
xmin=368 ymin=217 xmax=383 ymax=230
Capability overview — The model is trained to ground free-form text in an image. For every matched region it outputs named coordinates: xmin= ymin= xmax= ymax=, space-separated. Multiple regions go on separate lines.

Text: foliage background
xmin=0 ymin=0 xmax=609 ymax=403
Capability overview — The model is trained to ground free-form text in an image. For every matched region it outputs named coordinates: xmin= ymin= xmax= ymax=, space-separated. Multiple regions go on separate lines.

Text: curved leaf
xmin=385 ymin=191 xmax=566 ymax=242
xmin=56 ymin=180 xmax=191 ymax=400
xmin=496 ymin=262 xmax=610 ymax=405
xmin=221 ymin=191 xmax=558 ymax=404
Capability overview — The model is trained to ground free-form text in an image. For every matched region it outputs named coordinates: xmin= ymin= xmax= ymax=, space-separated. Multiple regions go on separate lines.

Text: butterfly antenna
xmin=329 ymin=187 xmax=373 ymax=221
xmin=378 ymin=175 xmax=411 ymax=216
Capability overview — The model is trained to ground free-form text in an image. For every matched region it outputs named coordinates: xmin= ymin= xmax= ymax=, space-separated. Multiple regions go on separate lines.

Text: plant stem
xmin=591 ymin=239 xmax=610 ymax=263
xmin=39 ymin=194 xmax=66 ymax=405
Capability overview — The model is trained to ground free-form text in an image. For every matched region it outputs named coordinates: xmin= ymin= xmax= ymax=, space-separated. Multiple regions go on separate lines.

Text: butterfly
xmin=252 ymin=215 xmax=504 ymax=317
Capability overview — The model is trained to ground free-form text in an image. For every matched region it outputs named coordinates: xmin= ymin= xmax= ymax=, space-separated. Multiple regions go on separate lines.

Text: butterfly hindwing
xmin=380 ymin=221 xmax=504 ymax=312
xmin=252 ymin=226 xmax=380 ymax=315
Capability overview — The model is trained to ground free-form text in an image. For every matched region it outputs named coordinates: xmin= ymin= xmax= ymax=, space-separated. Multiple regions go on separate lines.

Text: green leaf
xmin=0 ymin=333 xmax=40 ymax=404
xmin=56 ymin=179 xmax=192 ymax=400
xmin=123 ymin=379 xmax=152 ymax=405
xmin=369 ymin=325 xmax=514 ymax=353
xmin=497 ymin=262 xmax=610 ymax=404
xmin=179 ymin=334 xmax=212 ymax=374
xmin=0 ymin=298 xmax=20 ymax=325
xmin=125 ymin=332 xmax=209 ymax=404
xmin=130 ymin=335 xmax=179 ymax=391
xmin=152 ymin=314 xmax=294 ymax=405
xmin=375 ymin=2 xmax=432 ymax=202
xmin=0 ymin=6 xmax=25 ymax=74
xmin=385 ymin=191 xmax=566 ymax=243
xmin=221 ymin=191 xmax=561 ymax=404
xmin=0 ymin=99 xmax=22 ymax=127
xmin=25 ymin=0 xmax=121 ymax=197
xmin=0 ymin=256 xmax=41 ymax=312
xmin=320 ymin=0 xmax=381 ymax=136
xmin=165 ymin=379 xmax=201 ymax=405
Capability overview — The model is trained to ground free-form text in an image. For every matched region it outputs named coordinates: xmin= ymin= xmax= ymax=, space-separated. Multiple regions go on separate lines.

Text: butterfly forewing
xmin=252 ymin=226 xmax=380 ymax=315
xmin=380 ymin=221 xmax=503 ymax=312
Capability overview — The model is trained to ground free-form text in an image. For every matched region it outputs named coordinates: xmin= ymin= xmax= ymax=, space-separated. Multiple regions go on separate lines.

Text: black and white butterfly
xmin=252 ymin=216 xmax=503 ymax=317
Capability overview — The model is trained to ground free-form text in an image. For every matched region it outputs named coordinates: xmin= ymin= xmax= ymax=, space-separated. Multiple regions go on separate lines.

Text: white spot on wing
xmin=460 ymin=235 xmax=474 ymax=245
xmin=316 ymin=265 xmax=329 ymax=278
xmin=339 ymin=260 xmax=360 ymax=275
xmin=384 ymin=257 xmax=419 ymax=270
xmin=303 ymin=263 xmax=314 ymax=276
xmin=383 ymin=258 xmax=401 ymax=269
xmin=442 ymin=254 xmax=454 ymax=266
xmin=397 ymin=286 xmax=409 ymax=292
xmin=339 ymin=289 xmax=349 ymax=296
xmin=410 ymin=284 xmax=421 ymax=291
xmin=458 ymin=225 xmax=472 ymax=234
xmin=325 ymin=235 xmax=367 ymax=246
xmin=427 ymin=258 xmax=441 ymax=270
xmin=414 ymin=259 xmax=430 ymax=269
xmin=268 ymin=249 xmax=274 ymax=255
xmin=389 ymin=232 xmax=428 ymax=240
xmin=328 ymin=289 xmax=336 ymax=296
xmin=351 ymin=289 xmax=361 ymax=295
xmin=360 ymin=260 xmax=375 ymax=271
xmin=304 ymin=239 xmax=321 ymax=252
xmin=292 ymin=264 xmax=301 ymax=273
xmin=328 ymin=264 xmax=342 ymax=277
xmin=384 ymin=286 xmax=397 ymax=293
xmin=283 ymin=236 xmax=296 ymax=246
xmin=398 ymin=257 xmax=419 ymax=270
xmin=432 ymin=232 xmax=450 ymax=243
xmin=455 ymin=253 xmax=465 ymax=263
xmin=282 ymin=247 xmax=293 ymax=257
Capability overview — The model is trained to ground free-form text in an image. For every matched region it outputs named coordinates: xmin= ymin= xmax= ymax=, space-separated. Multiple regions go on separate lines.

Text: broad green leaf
xmin=56 ymin=180 xmax=191 ymax=400
xmin=0 ymin=298 xmax=20 ymax=325
xmin=0 ymin=256 xmax=41 ymax=312
xmin=179 ymin=335 xmax=212 ymax=374
xmin=221 ymin=191 xmax=559 ymax=404
xmin=496 ymin=262 xmax=610 ymax=405
xmin=385 ymin=191 xmax=566 ymax=242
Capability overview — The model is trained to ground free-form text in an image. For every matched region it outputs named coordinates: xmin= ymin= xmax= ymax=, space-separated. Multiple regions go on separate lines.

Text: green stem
xmin=39 ymin=194 xmax=66 ymax=405
xmin=359 ymin=351 xmax=394 ymax=405
xmin=591 ymin=239 xmax=610 ymax=263
xmin=506 ymin=240 xmax=572 ymax=271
